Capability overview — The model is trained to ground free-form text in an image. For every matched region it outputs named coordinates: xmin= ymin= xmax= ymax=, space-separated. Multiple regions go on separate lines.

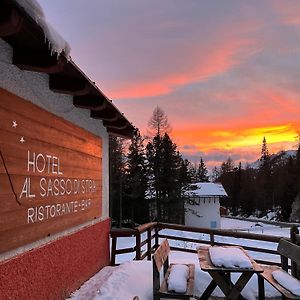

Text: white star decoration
xmin=12 ymin=121 xmax=18 ymax=128
xmin=20 ymin=137 xmax=25 ymax=144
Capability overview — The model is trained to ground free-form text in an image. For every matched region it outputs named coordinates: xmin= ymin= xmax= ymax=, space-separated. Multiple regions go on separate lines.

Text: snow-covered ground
xmin=69 ymin=218 xmax=294 ymax=300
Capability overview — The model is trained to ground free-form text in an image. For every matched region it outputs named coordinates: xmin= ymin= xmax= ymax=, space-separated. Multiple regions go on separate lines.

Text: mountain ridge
xmin=247 ymin=149 xmax=297 ymax=169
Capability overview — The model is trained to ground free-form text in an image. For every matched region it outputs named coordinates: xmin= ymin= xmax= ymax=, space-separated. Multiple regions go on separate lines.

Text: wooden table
xmin=197 ymin=246 xmax=263 ymax=300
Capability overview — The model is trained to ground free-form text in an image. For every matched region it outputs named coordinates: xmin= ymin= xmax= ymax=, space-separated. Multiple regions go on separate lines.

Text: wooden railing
xmin=110 ymin=222 xmax=157 ymax=265
xmin=110 ymin=222 xmax=299 ymax=267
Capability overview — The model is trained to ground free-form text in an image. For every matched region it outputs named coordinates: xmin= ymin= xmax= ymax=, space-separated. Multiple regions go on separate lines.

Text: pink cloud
xmin=105 ymin=34 xmax=259 ymax=99
xmin=269 ymin=1 xmax=300 ymax=26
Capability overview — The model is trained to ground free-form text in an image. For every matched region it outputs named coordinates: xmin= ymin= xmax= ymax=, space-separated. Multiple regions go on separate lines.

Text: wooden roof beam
xmin=49 ymin=74 xmax=90 ymax=96
xmin=108 ymin=127 xmax=135 ymax=138
xmin=103 ymin=118 xmax=128 ymax=130
xmin=13 ymin=49 xmax=65 ymax=74
xmin=0 ymin=7 xmax=23 ymax=37
xmin=73 ymin=95 xmax=107 ymax=111
xmin=90 ymin=109 xmax=119 ymax=121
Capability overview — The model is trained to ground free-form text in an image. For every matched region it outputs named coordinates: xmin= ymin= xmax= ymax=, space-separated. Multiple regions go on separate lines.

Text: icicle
xmin=15 ymin=0 xmax=71 ymax=59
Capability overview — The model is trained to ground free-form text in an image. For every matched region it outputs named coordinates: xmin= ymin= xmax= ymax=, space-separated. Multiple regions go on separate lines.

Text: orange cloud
xmin=173 ymin=123 xmax=299 ymax=169
xmin=174 ymin=122 xmax=299 ymax=155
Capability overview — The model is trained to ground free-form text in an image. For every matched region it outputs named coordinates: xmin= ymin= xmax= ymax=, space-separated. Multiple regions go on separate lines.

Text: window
xmin=210 ymin=221 xmax=217 ymax=228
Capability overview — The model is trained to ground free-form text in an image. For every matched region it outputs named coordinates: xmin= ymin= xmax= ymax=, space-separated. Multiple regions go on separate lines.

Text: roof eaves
xmin=0 ymin=0 xmax=135 ymax=138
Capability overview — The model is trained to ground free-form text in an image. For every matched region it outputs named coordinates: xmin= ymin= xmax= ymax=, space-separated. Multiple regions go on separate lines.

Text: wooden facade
xmin=0 ymin=88 xmax=103 ymax=254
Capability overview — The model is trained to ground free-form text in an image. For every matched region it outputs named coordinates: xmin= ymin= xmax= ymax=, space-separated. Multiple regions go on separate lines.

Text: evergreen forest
xmin=109 ymin=107 xmax=300 ymax=227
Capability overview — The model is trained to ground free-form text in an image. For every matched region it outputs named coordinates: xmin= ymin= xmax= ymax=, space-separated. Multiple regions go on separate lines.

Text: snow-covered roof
xmin=188 ymin=182 xmax=227 ymax=197
xmin=15 ymin=0 xmax=71 ymax=57
xmin=0 ymin=0 xmax=135 ymax=138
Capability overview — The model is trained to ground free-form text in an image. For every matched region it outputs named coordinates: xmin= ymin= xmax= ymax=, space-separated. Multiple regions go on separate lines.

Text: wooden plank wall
xmin=0 ymin=88 xmax=103 ymax=254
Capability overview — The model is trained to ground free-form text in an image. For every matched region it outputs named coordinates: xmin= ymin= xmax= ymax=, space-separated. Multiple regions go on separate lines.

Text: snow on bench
xmin=152 ymin=239 xmax=195 ymax=300
xmin=258 ymin=239 xmax=300 ymax=299
xmin=272 ymin=270 xmax=300 ymax=296
xmin=168 ymin=264 xmax=190 ymax=293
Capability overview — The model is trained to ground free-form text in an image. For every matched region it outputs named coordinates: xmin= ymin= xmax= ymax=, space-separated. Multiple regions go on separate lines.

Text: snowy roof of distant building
xmin=188 ymin=182 xmax=227 ymax=197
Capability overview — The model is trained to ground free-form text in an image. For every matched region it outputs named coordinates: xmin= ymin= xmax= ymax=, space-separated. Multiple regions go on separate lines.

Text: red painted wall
xmin=0 ymin=218 xmax=110 ymax=300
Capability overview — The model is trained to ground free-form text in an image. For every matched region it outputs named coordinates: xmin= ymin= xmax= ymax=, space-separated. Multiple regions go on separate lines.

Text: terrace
xmin=69 ymin=219 xmax=300 ymax=299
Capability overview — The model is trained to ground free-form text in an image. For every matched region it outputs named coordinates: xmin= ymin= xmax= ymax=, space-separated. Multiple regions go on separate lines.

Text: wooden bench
xmin=152 ymin=239 xmax=195 ymax=300
xmin=258 ymin=238 xmax=300 ymax=299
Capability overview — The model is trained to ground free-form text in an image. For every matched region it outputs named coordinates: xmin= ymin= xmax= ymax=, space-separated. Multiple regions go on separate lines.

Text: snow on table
xmin=209 ymin=246 xmax=253 ymax=269
xmin=170 ymin=251 xmax=280 ymax=300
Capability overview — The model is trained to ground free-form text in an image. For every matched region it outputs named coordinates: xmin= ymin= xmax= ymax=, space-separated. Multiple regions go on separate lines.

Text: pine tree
xmin=146 ymin=107 xmax=171 ymax=219
xmin=231 ymin=162 xmax=242 ymax=215
xmin=240 ymin=166 xmax=256 ymax=215
xmin=258 ymin=136 xmax=272 ymax=212
xmin=220 ymin=157 xmax=235 ymax=175
xmin=146 ymin=132 xmax=189 ymax=223
xmin=179 ymin=159 xmax=193 ymax=196
xmin=109 ymin=136 xmax=126 ymax=227
xmin=290 ymin=194 xmax=300 ymax=222
xmin=188 ymin=163 xmax=197 ymax=183
xmin=124 ymin=130 xmax=148 ymax=224
xmin=211 ymin=166 xmax=220 ymax=182
xmin=218 ymin=158 xmax=235 ymax=212
xmin=261 ymin=136 xmax=269 ymax=161
xmin=147 ymin=106 xmax=171 ymax=137
xmin=281 ymin=156 xmax=297 ymax=220
xmin=195 ymin=157 xmax=209 ymax=182
xmin=289 ymin=139 xmax=300 ymax=221
xmin=146 ymin=107 xmax=194 ymax=223
xmin=146 ymin=134 xmax=163 ymax=220
xmin=295 ymin=141 xmax=300 ymax=192
xmin=160 ymin=133 xmax=181 ymax=222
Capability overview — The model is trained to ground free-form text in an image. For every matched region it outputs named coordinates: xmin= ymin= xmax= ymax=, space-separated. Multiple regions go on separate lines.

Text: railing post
xmin=210 ymin=232 xmax=215 ymax=246
xmin=155 ymin=224 xmax=159 ymax=250
xmin=136 ymin=231 xmax=141 ymax=260
xmin=291 ymin=225 xmax=299 ymax=244
xmin=290 ymin=225 xmax=299 ymax=277
xmin=111 ymin=236 xmax=117 ymax=266
xmin=147 ymin=228 xmax=152 ymax=260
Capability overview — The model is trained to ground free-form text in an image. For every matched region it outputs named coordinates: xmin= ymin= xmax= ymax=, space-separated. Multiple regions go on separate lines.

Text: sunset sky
xmin=38 ymin=0 xmax=300 ymax=169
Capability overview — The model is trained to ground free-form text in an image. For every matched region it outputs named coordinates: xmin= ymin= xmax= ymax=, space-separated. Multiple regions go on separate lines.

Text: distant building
xmin=220 ymin=206 xmax=229 ymax=216
xmin=185 ymin=182 xmax=227 ymax=228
